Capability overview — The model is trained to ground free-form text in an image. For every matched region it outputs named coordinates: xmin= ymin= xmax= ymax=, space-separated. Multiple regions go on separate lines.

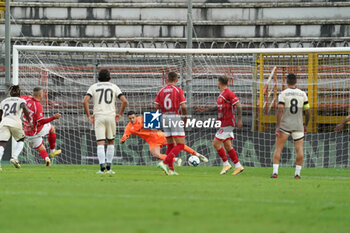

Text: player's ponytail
xmin=9 ymin=85 xmax=21 ymax=97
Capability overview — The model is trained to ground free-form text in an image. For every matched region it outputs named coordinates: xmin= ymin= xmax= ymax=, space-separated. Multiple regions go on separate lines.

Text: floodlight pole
xmin=5 ymin=0 xmax=11 ymax=86
xmin=186 ymin=0 xmax=193 ymax=115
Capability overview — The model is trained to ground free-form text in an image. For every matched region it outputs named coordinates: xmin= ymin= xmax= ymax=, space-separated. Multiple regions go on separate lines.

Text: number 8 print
xmin=290 ymin=98 xmax=298 ymax=114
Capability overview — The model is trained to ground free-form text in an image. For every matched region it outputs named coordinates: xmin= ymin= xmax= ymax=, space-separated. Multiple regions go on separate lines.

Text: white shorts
xmin=26 ymin=123 xmax=52 ymax=149
xmin=162 ymin=114 xmax=185 ymax=138
xmin=280 ymin=128 xmax=304 ymax=141
xmin=95 ymin=115 xmax=116 ymax=141
xmin=0 ymin=125 xmax=25 ymax=142
xmin=215 ymin=126 xmax=235 ymax=142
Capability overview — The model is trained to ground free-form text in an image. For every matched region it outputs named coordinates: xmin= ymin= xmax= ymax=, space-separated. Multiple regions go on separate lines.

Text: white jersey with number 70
xmin=86 ymin=82 xmax=123 ymax=116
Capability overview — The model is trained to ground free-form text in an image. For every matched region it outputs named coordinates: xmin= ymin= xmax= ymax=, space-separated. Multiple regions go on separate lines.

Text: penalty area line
xmin=1 ymin=191 xmax=348 ymax=207
xmin=302 ymin=176 xmax=350 ymax=180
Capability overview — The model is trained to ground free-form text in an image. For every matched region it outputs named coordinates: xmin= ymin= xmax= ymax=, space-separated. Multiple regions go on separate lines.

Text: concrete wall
xmin=12 ymin=0 xmax=348 ymax=3
xmin=1 ymin=1 xmax=350 ymax=47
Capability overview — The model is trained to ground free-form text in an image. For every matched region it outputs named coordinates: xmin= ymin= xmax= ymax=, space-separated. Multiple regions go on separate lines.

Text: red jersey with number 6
xmin=154 ymin=84 xmax=186 ymax=114
xmin=217 ymin=88 xmax=239 ymax=127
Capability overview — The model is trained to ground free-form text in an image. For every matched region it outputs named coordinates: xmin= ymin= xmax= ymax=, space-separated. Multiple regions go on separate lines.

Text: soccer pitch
xmin=0 ymin=165 xmax=349 ymax=233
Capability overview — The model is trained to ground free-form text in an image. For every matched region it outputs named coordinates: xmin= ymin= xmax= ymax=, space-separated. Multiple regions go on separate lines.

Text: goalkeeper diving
xmin=120 ymin=111 xmax=208 ymax=164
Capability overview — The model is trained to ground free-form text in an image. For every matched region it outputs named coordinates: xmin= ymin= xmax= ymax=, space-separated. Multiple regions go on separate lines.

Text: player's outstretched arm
xmin=53 ymin=113 xmax=61 ymax=119
xmin=82 ymin=95 xmax=94 ymax=125
xmin=116 ymin=95 xmax=128 ymax=122
xmin=36 ymin=113 xmax=61 ymax=128
xmin=236 ymin=102 xmax=243 ymax=130
xmin=335 ymin=115 xmax=350 ymax=131
xmin=120 ymin=127 xmax=131 ymax=144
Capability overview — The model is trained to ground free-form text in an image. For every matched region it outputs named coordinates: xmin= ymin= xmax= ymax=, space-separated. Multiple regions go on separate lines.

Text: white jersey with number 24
xmin=0 ymin=97 xmax=27 ymax=128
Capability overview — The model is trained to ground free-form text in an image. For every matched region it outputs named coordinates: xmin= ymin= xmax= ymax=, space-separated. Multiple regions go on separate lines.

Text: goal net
xmin=11 ymin=46 xmax=350 ymax=168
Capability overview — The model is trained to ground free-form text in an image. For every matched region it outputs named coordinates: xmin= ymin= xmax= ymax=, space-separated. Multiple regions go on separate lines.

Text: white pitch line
xmin=303 ymin=176 xmax=350 ymax=180
xmin=0 ymin=191 xmax=115 ymax=199
xmin=0 ymin=191 xmax=348 ymax=207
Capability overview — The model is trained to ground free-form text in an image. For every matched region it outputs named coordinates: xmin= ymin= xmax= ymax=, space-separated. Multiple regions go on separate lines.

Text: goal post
xmin=256 ymin=51 xmax=350 ymax=133
xmin=12 ymin=45 xmax=350 ymax=168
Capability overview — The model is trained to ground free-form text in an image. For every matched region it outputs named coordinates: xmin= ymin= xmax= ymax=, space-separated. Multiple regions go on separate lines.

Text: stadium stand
xmin=1 ymin=0 xmax=349 ymax=48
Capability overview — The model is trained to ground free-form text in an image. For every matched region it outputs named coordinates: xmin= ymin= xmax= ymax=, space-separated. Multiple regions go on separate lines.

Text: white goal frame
xmin=10 ymin=45 xmax=350 ymax=167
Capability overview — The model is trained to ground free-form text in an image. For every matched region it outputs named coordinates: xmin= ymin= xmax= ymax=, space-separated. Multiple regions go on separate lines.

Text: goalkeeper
xmin=120 ymin=111 xmax=208 ymax=164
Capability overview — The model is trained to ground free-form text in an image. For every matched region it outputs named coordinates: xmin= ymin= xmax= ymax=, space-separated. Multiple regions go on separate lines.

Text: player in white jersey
xmin=83 ymin=69 xmax=128 ymax=174
xmin=0 ymin=86 xmax=33 ymax=170
xmin=271 ymin=73 xmax=310 ymax=179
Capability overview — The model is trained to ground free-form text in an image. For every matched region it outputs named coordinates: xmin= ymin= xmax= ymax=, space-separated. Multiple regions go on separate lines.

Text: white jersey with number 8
xmin=278 ymin=88 xmax=309 ymax=132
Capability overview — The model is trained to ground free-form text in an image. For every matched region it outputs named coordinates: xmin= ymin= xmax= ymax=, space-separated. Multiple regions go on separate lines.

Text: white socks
xmin=295 ymin=165 xmax=302 ymax=176
xmin=50 ymin=149 xmax=55 ymax=155
xmin=0 ymin=146 xmax=4 ymax=162
xmin=223 ymin=160 xmax=230 ymax=166
xmin=234 ymin=162 xmax=242 ymax=168
xmin=97 ymin=145 xmax=105 ymax=165
xmin=106 ymin=145 xmax=114 ymax=164
xmin=13 ymin=141 xmax=24 ymax=160
xmin=272 ymin=164 xmax=301 ymax=176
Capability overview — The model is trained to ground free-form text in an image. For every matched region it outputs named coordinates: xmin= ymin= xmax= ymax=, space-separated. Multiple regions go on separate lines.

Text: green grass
xmin=0 ymin=165 xmax=349 ymax=233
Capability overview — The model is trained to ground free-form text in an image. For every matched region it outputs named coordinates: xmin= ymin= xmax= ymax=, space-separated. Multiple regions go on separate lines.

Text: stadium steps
xmin=2 ymin=1 xmax=350 ymax=46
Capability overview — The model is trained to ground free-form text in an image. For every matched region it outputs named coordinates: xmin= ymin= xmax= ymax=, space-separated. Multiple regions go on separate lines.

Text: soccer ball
xmin=188 ymin=156 xmax=200 ymax=167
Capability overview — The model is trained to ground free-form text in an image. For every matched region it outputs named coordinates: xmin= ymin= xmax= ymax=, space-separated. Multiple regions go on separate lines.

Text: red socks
xmin=165 ymin=144 xmax=184 ymax=170
xmin=217 ymin=147 xmax=228 ymax=162
xmin=39 ymin=149 xmax=49 ymax=159
xmin=217 ymin=147 xmax=239 ymax=164
xmin=160 ymin=154 xmax=176 ymax=162
xmin=228 ymin=148 xmax=239 ymax=164
xmin=48 ymin=131 xmax=56 ymax=150
xmin=166 ymin=143 xmax=174 ymax=155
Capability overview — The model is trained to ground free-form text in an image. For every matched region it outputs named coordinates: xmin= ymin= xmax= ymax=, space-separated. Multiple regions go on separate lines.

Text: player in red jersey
xmin=197 ymin=76 xmax=244 ymax=175
xmin=22 ymin=87 xmax=62 ymax=166
xmin=155 ymin=72 xmax=188 ymax=175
